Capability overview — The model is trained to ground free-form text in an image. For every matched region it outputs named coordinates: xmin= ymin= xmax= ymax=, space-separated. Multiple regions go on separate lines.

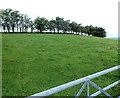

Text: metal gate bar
xmin=75 ymin=80 xmax=89 ymax=97
xmin=90 ymin=80 xmax=120 ymax=96
xmin=27 ymin=65 xmax=120 ymax=97
xmin=75 ymin=80 xmax=119 ymax=97
xmin=89 ymin=81 xmax=112 ymax=97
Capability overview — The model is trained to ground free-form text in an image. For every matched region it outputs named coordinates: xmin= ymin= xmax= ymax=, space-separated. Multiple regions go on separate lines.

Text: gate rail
xmin=28 ymin=65 xmax=120 ymax=97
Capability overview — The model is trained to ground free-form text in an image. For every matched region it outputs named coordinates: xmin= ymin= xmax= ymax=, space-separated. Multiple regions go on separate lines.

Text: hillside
xmin=2 ymin=34 xmax=119 ymax=96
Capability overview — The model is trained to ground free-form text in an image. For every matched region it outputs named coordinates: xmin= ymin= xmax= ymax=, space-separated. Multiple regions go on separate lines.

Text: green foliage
xmin=34 ymin=17 xmax=48 ymax=32
xmin=55 ymin=17 xmax=64 ymax=33
xmin=1 ymin=9 xmax=33 ymax=32
xmin=61 ymin=20 xmax=71 ymax=33
xmin=0 ymin=9 xmax=3 ymax=31
xmin=47 ymin=19 xmax=56 ymax=32
xmin=1 ymin=8 xmax=107 ymax=38
xmin=2 ymin=34 xmax=118 ymax=96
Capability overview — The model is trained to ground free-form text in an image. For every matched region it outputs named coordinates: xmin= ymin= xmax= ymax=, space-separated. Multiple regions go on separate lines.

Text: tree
xmin=22 ymin=15 xmax=31 ymax=32
xmin=34 ymin=17 xmax=48 ymax=32
xmin=61 ymin=20 xmax=71 ymax=34
xmin=1 ymin=9 xmax=21 ymax=32
xmin=19 ymin=14 xmax=24 ymax=32
xmin=0 ymin=9 xmax=3 ymax=32
xmin=47 ymin=19 xmax=56 ymax=33
xmin=55 ymin=17 xmax=64 ymax=33
xmin=84 ymin=26 xmax=90 ymax=35
xmin=29 ymin=20 xmax=34 ymax=33
xmin=69 ymin=22 xmax=81 ymax=34
xmin=10 ymin=10 xmax=20 ymax=32
xmin=75 ymin=23 xmax=81 ymax=35
xmin=0 ymin=8 xmax=107 ymax=37
xmin=92 ymin=26 xmax=106 ymax=37
xmin=69 ymin=21 xmax=76 ymax=34
xmin=1 ymin=8 xmax=13 ymax=32
xmin=80 ymin=26 xmax=86 ymax=35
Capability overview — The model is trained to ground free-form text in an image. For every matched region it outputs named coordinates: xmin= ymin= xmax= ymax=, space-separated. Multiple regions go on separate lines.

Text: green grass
xmin=2 ymin=34 xmax=119 ymax=96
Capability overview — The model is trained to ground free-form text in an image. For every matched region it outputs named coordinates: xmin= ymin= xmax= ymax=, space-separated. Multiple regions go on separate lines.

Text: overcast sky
xmin=0 ymin=0 xmax=119 ymax=37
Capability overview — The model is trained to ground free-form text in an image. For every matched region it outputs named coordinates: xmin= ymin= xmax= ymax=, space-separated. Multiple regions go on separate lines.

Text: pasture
xmin=2 ymin=34 xmax=119 ymax=96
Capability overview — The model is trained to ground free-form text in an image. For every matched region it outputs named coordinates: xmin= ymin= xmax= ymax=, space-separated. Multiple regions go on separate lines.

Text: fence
xmin=27 ymin=65 xmax=120 ymax=97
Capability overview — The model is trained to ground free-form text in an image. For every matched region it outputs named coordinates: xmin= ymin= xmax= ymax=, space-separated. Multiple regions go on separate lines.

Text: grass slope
xmin=2 ymin=34 xmax=119 ymax=96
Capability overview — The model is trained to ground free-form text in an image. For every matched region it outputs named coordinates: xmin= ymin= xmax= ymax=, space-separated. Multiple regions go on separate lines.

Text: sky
xmin=0 ymin=0 xmax=119 ymax=37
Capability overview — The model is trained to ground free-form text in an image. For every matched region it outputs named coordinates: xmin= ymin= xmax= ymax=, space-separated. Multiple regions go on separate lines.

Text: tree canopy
xmin=0 ymin=8 xmax=106 ymax=38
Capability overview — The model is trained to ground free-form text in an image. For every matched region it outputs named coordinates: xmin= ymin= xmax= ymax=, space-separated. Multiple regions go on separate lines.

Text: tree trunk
xmin=20 ymin=28 xmax=21 ymax=32
xmin=7 ymin=26 xmax=10 ymax=32
xmin=57 ymin=29 xmax=59 ymax=33
xmin=54 ymin=29 xmax=55 ymax=33
xmin=17 ymin=24 xmax=19 ymax=32
xmin=40 ymin=30 xmax=42 ymax=33
xmin=12 ymin=26 xmax=14 ymax=32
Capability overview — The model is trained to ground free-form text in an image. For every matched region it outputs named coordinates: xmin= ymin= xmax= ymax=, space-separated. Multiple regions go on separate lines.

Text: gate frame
xmin=27 ymin=65 xmax=120 ymax=97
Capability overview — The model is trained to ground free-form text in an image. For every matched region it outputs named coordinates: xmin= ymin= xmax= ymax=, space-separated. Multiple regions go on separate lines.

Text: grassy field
xmin=2 ymin=34 xmax=119 ymax=96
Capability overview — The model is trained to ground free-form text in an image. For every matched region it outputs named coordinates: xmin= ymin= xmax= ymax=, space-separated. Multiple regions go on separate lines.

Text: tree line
xmin=0 ymin=8 xmax=106 ymax=37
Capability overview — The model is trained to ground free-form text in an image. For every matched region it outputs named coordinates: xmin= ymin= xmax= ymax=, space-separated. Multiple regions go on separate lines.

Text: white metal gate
xmin=27 ymin=65 xmax=120 ymax=97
